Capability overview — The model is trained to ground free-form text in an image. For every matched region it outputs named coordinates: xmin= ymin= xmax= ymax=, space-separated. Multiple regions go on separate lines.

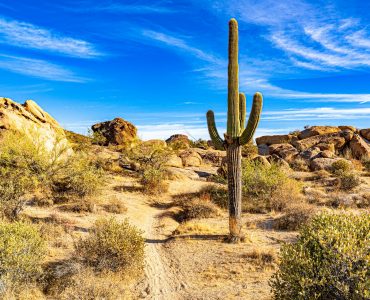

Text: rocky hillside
xmin=255 ymin=126 xmax=370 ymax=171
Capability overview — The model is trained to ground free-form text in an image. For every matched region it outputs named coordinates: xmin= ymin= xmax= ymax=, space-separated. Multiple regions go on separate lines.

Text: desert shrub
xmin=273 ymin=203 xmax=318 ymax=231
xmin=331 ymin=159 xmax=352 ymax=175
xmin=0 ymin=168 xmax=36 ymax=220
xmin=177 ymin=198 xmax=220 ymax=221
xmin=76 ymin=218 xmax=144 ymax=274
xmin=58 ymin=199 xmax=97 ymax=213
xmin=361 ymin=156 xmax=370 ymax=172
xmin=88 ymin=129 xmax=107 ymax=146
xmin=141 ymin=166 xmax=169 ymax=194
xmin=199 ymin=185 xmax=228 ymax=209
xmin=103 ymin=196 xmax=127 ymax=214
xmin=51 ymin=153 xmax=105 ymax=200
xmin=270 ymin=212 xmax=370 ymax=299
xmin=290 ymin=157 xmax=310 ymax=172
xmin=338 ymin=172 xmax=361 ymax=191
xmin=0 ymin=222 xmax=46 ymax=295
xmin=190 ymin=139 xmax=209 ymax=149
xmin=241 ymin=142 xmax=258 ymax=159
xmin=242 ymin=161 xmax=302 ymax=212
xmin=64 ymin=130 xmax=92 ymax=151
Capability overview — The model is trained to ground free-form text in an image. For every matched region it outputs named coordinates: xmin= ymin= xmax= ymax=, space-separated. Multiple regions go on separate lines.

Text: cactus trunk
xmin=206 ymin=18 xmax=263 ymax=243
xmin=227 ymin=142 xmax=242 ymax=240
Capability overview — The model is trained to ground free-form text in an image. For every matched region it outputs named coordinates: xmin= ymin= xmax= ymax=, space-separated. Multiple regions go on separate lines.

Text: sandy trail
xmin=113 ymin=178 xmax=197 ymax=299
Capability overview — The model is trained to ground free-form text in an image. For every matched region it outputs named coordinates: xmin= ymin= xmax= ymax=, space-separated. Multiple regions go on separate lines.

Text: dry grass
xmin=103 ymin=196 xmax=127 ymax=214
xmin=243 ymin=247 xmax=278 ymax=267
xmin=273 ymin=203 xmax=318 ymax=231
xmin=173 ymin=221 xmax=218 ymax=235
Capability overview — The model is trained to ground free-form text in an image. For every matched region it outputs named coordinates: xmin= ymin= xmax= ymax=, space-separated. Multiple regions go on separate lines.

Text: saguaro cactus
xmin=206 ymin=18 xmax=263 ymax=242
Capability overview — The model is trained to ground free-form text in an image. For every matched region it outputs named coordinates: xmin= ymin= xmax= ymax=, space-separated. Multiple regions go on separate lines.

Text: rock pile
xmin=256 ymin=126 xmax=370 ymax=171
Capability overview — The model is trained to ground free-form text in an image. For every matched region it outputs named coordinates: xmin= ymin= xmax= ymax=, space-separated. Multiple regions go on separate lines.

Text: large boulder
xmin=349 ymin=134 xmax=370 ymax=159
xmin=256 ymin=134 xmax=297 ymax=146
xmin=179 ymin=149 xmax=202 ymax=167
xmin=339 ymin=125 xmax=357 ymax=132
xmin=0 ymin=97 xmax=71 ymax=155
xmin=91 ymin=118 xmax=137 ymax=146
xmin=166 ymin=134 xmax=190 ymax=149
xmin=192 ymin=148 xmax=226 ymax=166
xmin=310 ymin=158 xmax=341 ymax=171
xmin=165 ymin=154 xmax=183 ymax=168
xmin=293 ymin=132 xmax=348 ymax=151
xmin=268 ymin=143 xmax=299 ymax=163
xmin=360 ymin=129 xmax=370 ymax=141
xmin=298 ymin=126 xmax=340 ymax=140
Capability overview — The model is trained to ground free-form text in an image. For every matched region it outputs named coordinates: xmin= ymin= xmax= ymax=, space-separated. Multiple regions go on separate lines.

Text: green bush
xmin=76 ymin=218 xmax=144 ymax=274
xmin=0 ymin=222 xmax=46 ymax=292
xmin=199 ymin=185 xmax=228 ymax=209
xmin=331 ymin=159 xmax=352 ymax=175
xmin=242 ymin=161 xmax=302 ymax=212
xmin=141 ymin=166 xmax=169 ymax=194
xmin=270 ymin=212 xmax=370 ymax=299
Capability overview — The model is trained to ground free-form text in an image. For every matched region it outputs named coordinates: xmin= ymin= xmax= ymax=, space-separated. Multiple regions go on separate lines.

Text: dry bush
xmin=337 ymin=172 xmax=361 ymax=191
xmin=76 ymin=218 xmax=144 ymax=275
xmin=361 ymin=156 xmax=370 ymax=172
xmin=177 ymin=198 xmax=221 ymax=221
xmin=242 ymin=161 xmax=303 ymax=213
xmin=141 ymin=167 xmax=169 ymax=194
xmin=0 ymin=222 xmax=46 ymax=297
xmin=243 ymin=247 xmax=277 ymax=267
xmin=58 ymin=198 xmax=97 ymax=213
xmin=241 ymin=142 xmax=258 ymax=159
xmin=59 ymin=268 xmax=131 ymax=300
xmin=103 ymin=196 xmax=127 ymax=214
xmin=173 ymin=221 xmax=216 ymax=235
xmin=199 ymin=185 xmax=228 ymax=209
xmin=190 ymin=139 xmax=209 ymax=149
xmin=271 ymin=212 xmax=370 ymax=299
xmin=273 ymin=203 xmax=318 ymax=231
xmin=331 ymin=159 xmax=353 ymax=175
xmin=290 ymin=157 xmax=310 ymax=172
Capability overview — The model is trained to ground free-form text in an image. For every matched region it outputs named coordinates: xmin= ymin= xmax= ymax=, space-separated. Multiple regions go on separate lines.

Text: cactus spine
xmin=206 ymin=18 xmax=263 ymax=242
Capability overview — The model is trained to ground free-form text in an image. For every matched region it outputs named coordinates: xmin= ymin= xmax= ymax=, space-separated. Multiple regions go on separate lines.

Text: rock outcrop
xmin=256 ymin=125 xmax=370 ymax=171
xmin=91 ymin=118 xmax=137 ymax=146
xmin=0 ymin=97 xmax=71 ymax=155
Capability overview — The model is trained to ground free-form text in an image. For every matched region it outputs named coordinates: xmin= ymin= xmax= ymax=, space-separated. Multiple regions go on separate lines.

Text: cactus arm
xmin=227 ymin=18 xmax=240 ymax=138
xmin=239 ymin=92 xmax=246 ymax=133
xmin=239 ymin=92 xmax=263 ymax=145
xmin=206 ymin=110 xmax=225 ymax=150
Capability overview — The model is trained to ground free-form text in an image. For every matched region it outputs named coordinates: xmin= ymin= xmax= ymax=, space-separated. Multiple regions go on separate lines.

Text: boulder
xmin=360 ymin=129 xmax=370 ymax=141
xmin=142 ymin=139 xmax=167 ymax=149
xmin=310 ymin=158 xmax=340 ymax=171
xmin=255 ymin=134 xmax=297 ymax=146
xmin=339 ymin=126 xmax=357 ymax=132
xmin=165 ymin=154 xmax=183 ymax=168
xmin=268 ymin=154 xmax=290 ymax=169
xmin=258 ymin=144 xmax=270 ymax=155
xmin=91 ymin=118 xmax=137 ymax=146
xmin=179 ymin=149 xmax=202 ymax=167
xmin=0 ymin=97 xmax=72 ymax=156
xmin=253 ymin=155 xmax=271 ymax=167
xmin=316 ymin=142 xmax=335 ymax=152
xmin=166 ymin=167 xmax=200 ymax=180
xmin=349 ymin=134 xmax=370 ymax=159
xmin=319 ymin=150 xmax=335 ymax=159
xmin=193 ymin=148 xmax=226 ymax=166
xmin=298 ymin=126 xmax=340 ymax=140
xmin=293 ymin=132 xmax=347 ymax=151
xmin=268 ymin=143 xmax=298 ymax=163
xmin=166 ymin=134 xmax=190 ymax=148
xmin=299 ymin=148 xmax=321 ymax=161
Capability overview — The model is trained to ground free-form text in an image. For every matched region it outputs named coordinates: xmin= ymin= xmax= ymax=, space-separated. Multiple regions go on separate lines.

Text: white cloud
xmin=0 ymin=17 xmax=101 ymax=58
xmin=0 ymin=54 xmax=87 ymax=82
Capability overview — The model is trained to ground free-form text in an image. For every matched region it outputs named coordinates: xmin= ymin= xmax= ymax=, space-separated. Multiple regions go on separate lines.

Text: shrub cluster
xmin=76 ymin=218 xmax=144 ymax=274
xmin=270 ymin=212 xmax=370 ymax=299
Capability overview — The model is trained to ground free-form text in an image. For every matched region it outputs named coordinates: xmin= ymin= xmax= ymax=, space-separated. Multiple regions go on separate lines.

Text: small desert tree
xmin=206 ymin=19 xmax=263 ymax=242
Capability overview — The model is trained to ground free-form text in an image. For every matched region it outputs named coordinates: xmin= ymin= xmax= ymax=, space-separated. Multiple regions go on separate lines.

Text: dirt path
xmin=113 ymin=177 xmax=200 ymax=299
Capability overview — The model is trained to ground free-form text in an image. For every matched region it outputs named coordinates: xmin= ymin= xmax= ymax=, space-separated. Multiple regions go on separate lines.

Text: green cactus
xmin=206 ymin=18 xmax=263 ymax=242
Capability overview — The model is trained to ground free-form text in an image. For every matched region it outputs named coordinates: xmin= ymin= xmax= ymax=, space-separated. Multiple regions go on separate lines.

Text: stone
xmin=166 ymin=167 xmax=200 ymax=180
xmin=255 ymin=134 xmax=297 ymax=146
xmin=253 ymin=155 xmax=271 ymax=167
xmin=319 ymin=150 xmax=335 ymax=158
xmin=192 ymin=148 xmax=226 ymax=166
xmin=299 ymin=148 xmax=321 ymax=160
xmin=298 ymin=126 xmax=340 ymax=140
xmin=316 ymin=142 xmax=335 ymax=152
xmin=142 ymin=139 xmax=167 ymax=149
xmin=360 ymin=129 xmax=370 ymax=141
xmin=179 ymin=149 xmax=202 ymax=167
xmin=0 ymin=97 xmax=71 ymax=156
xmin=268 ymin=143 xmax=299 ymax=163
xmin=293 ymin=132 xmax=346 ymax=151
xmin=268 ymin=154 xmax=290 ymax=169
xmin=310 ymin=158 xmax=340 ymax=171
xmin=165 ymin=154 xmax=183 ymax=168
xmin=91 ymin=117 xmax=137 ymax=146
xmin=349 ymin=134 xmax=370 ymax=159
xmin=166 ymin=134 xmax=190 ymax=149
xmin=258 ymin=144 xmax=270 ymax=155
xmin=339 ymin=125 xmax=357 ymax=132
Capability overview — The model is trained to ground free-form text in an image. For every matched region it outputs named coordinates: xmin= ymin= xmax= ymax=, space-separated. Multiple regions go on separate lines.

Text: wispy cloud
xmin=141 ymin=29 xmax=223 ymax=64
xmin=92 ymin=4 xmax=176 ymax=14
xmin=0 ymin=55 xmax=87 ymax=82
xmin=0 ymin=17 xmax=101 ymax=58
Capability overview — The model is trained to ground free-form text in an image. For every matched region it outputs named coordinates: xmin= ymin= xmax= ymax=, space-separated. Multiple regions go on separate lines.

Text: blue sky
xmin=0 ymin=0 xmax=370 ymax=140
